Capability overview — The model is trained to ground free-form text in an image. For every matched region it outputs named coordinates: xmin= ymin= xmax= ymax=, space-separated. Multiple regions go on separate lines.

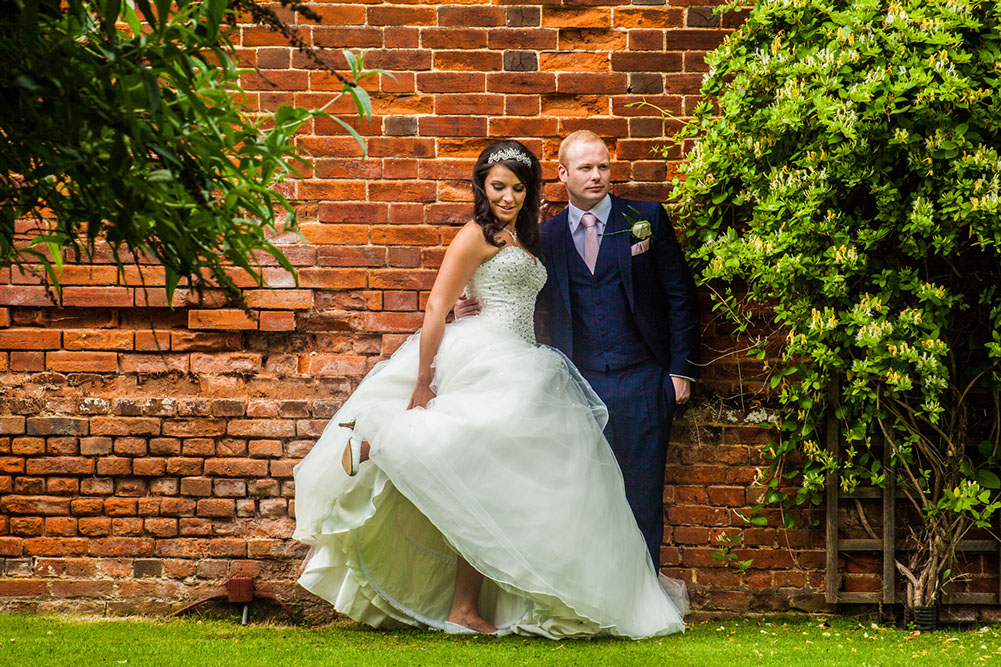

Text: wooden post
xmin=881 ymin=432 xmax=896 ymax=603
xmin=826 ymin=380 xmax=840 ymax=604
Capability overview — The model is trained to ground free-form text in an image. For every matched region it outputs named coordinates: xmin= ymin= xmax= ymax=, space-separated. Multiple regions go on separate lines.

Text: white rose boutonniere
xmin=630 ymin=218 xmax=653 ymax=241
xmin=603 ymin=207 xmax=655 ymax=243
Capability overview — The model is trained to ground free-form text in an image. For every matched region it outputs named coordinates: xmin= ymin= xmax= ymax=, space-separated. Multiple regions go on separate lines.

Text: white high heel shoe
xmin=339 ymin=421 xmax=363 ymax=476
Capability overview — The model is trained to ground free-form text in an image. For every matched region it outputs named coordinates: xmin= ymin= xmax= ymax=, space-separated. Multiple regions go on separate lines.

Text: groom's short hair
xmin=558 ymin=130 xmax=609 ymax=166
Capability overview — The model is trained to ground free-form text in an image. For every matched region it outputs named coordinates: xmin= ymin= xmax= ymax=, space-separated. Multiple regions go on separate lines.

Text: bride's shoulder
xmin=452 ymin=221 xmax=489 ymax=246
xmin=444 ymin=221 xmax=494 ymax=262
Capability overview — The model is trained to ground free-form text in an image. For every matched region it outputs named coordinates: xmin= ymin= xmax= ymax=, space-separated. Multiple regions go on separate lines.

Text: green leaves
xmin=670 ymin=0 xmax=1001 ymax=561
xmin=1 ymin=1 xmax=375 ymax=303
xmin=974 ymin=470 xmax=1001 ymax=491
xmin=102 ymin=0 xmax=121 ymax=38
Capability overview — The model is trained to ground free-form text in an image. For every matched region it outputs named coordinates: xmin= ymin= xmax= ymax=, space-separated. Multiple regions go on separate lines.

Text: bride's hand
xmin=407 ymin=379 xmax=436 ymax=410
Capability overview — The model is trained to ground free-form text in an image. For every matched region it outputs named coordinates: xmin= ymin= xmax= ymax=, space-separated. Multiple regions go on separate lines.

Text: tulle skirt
xmin=292 ymin=316 xmax=687 ymax=638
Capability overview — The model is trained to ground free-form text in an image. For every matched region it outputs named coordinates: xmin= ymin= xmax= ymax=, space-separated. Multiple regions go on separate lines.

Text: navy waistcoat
xmin=567 ymin=227 xmax=653 ymax=372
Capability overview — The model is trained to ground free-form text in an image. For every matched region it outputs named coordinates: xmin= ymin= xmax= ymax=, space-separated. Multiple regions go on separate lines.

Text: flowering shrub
xmin=672 ymin=0 xmax=1001 ymax=606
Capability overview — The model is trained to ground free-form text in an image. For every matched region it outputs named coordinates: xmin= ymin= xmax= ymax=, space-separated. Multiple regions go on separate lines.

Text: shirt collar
xmin=567 ymin=194 xmax=612 ymax=233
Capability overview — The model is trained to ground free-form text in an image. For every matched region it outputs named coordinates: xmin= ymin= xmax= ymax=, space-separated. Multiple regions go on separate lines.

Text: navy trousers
xmin=582 ymin=360 xmax=674 ymax=568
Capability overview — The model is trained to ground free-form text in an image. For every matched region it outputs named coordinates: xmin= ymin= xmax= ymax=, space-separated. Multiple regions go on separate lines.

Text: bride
xmin=292 ymin=140 xmax=688 ymax=638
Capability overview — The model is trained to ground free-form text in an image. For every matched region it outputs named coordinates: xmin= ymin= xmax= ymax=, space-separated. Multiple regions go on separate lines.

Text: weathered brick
xmin=162 ymin=458 xmax=201 ymax=479
xmin=0 ymin=579 xmax=47 ymax=596
xmin=10 ymin=517 xmax=43 ymax=535
xmin=25 ymin=457 xmax=95 ymax=476
xmin=248 ymin=440 xmax=283 ymax=459
xmin=61 ymin=287 xmax=132 ymax=308
xmin=11 ymin=437 xmax=43 ymax=454
xmin=10 ymin=351 xmax=45 ymax=371
xmin=113 ymin=438 xmax=146 ymax=456
xmin=96 ymin=457 xmax=132 ymax=477
xmin=226 ymin=421 xmax=296 ymax=439
xmin=78 ymin=517 xmax=112 ymax=536
xmin=203 ymin=458 xmax=269 ymax=478
xmin=259 ymin=311 xmax=295 ymax=331
xmin=63 ymin=330 xmax=134 ymax=351
xmin=119 ymin=353 xmax=189 ymax=373
xmin=132 ymin=458 xmax=167 ymax=476
xmin=244 ymin=290 xmax=313 ymax=310
xmin=171 ymin=331 xmax=244 ymax=352
xmin=0 ymin=286 xmax=56 ymax=307
xmin=160 ymin=420 xmax=226 ymax=438
xmin=148 ymin=437 xmax=181 ymax=456
xmin=46 ymin=437 xmax=79 ymax=456
xmin=189 ymin=353 xmax=263 ymax=375
xmin=90 ymin=417 xmax=160 ymax=437
xmin=259 ymin=498 xmax=288 ymax=518
xmin=89 ymin=537 xmax=154 ymax=558
xmin=104 ymin=498 xmax=138 ymax=516
xmin=188 ymin=310 xmax=258 ymax=330
xmin=209 ymin=538 xmax=247 ymax=557
xmin=0 ymin=329 xmax=61 ymax=349
xmin=368 ymin=6 xmax=435 ymax=26
xmin=543 ymin=7 xmax=611 ymax=29
xmin=159 ymin=498 xmax=197 ymax=517
xmin=23 ymin=537 xmax=89 ymax=556
xmin=111 ymin=517 xmax=144 ymax=536
xmin=26 ymin=417 xmax=88 ymax=437
xmin=178 ymin=518 xmax=213 ymax=537
xmin=1 ymin=496 xmax=71 ymax=515
xmin=297 ymin=354 xmax=368 ymax=377
xmin=144 ymin=518 xmax=178 ymax=538
xmin=196 ymin=498 xmax=235 ymax=518
xmin=213 ymin=479 xmax=247 ymax=497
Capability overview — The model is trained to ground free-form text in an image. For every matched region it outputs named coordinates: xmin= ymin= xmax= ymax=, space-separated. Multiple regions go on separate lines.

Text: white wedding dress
xmin=293 ymin=245 xmax=688 ymax=638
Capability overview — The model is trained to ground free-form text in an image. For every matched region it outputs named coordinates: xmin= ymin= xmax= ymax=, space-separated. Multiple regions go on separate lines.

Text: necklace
xmin=505 ymin=225 xmax=518 ymax=243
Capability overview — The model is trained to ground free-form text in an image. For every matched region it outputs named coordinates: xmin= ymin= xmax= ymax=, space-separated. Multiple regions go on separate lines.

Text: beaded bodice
xmin=467 ymin=245 xmax=547 ymax=344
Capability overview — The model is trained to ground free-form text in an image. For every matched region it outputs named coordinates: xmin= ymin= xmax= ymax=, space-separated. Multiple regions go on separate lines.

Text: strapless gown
xmin=292 ymin=245 xmax=688 ymax=638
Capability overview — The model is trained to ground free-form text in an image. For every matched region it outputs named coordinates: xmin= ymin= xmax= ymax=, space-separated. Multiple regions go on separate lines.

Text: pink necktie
xmin=581 ymin=212 xmax=599 ymax=274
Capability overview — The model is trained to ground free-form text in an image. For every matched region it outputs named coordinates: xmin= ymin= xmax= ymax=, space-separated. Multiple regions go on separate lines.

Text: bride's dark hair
xmin=471 ymin=140 xmax=544 ymax=259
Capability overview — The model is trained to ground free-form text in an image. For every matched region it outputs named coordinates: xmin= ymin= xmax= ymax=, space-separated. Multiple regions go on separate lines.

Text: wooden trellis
xmin=824 ymin=388 xmax=1001 ymax=605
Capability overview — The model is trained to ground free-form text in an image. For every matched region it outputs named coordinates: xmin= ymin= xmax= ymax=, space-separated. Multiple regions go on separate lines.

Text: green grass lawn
xmin=1 ymin=613 xmax=999 ymax=666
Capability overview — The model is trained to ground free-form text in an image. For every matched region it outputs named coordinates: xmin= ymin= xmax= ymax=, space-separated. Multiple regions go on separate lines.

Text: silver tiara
xmin=487 ymin=147 xmax=532 ymax=168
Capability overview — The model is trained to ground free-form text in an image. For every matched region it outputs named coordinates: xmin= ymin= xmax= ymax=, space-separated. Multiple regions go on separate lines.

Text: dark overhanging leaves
xmin=0 ymin=0 xmax=378 ymax=305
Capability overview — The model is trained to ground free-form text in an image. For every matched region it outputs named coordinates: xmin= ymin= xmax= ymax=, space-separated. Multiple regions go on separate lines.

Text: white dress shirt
xmin=567 ymin=195 xmax=612 ymax=263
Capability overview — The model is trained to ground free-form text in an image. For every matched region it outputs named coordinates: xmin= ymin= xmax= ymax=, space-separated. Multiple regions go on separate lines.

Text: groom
xmin=539 ymin=130 xmax=699 ymax=568
xmin=461 ymin=130 xmax=700 ymax=568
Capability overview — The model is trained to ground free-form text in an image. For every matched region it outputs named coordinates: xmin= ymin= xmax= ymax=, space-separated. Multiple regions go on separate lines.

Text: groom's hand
xmin=671 ymin=376 xmax=691 ymax=405
xmin=453 ymin=291 xmax=481 ymax=319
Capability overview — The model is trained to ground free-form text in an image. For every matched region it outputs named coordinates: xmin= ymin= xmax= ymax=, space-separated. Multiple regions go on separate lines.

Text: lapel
xmin=607 ymin=195 xmax=636 ymax=311
xmin=548 ymin=210 xmax=572 ymax=319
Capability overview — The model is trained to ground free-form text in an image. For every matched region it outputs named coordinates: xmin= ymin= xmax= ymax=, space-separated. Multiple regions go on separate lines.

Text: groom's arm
xmin=651 ymin=203 xmax=700 ymax=381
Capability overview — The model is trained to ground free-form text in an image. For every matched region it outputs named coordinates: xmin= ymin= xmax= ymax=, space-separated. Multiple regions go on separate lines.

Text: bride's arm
xmin=408 ymin=223 xmax=491 ymax=410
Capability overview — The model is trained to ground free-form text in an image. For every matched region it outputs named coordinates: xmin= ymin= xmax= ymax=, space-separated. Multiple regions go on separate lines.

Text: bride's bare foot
xmin=446 ymin=612 xmax=497 ymax=634
xmin=340 ymin=438 xmax=370 ymax=475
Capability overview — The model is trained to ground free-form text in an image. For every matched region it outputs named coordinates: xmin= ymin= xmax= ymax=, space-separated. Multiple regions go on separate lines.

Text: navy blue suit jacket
xmin=536 ymin=195 xmax=700 ymax=379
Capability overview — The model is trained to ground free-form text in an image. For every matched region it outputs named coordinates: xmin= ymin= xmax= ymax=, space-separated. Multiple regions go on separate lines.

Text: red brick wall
xmin=0 ymin=1 xmax=835 ymax=619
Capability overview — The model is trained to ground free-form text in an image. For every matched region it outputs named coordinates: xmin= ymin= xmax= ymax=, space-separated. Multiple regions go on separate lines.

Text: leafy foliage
xmin=672 ymin=0 xmax=1001 ymax=605
xmin=0 ymin=0 xmax=375 ymax=301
